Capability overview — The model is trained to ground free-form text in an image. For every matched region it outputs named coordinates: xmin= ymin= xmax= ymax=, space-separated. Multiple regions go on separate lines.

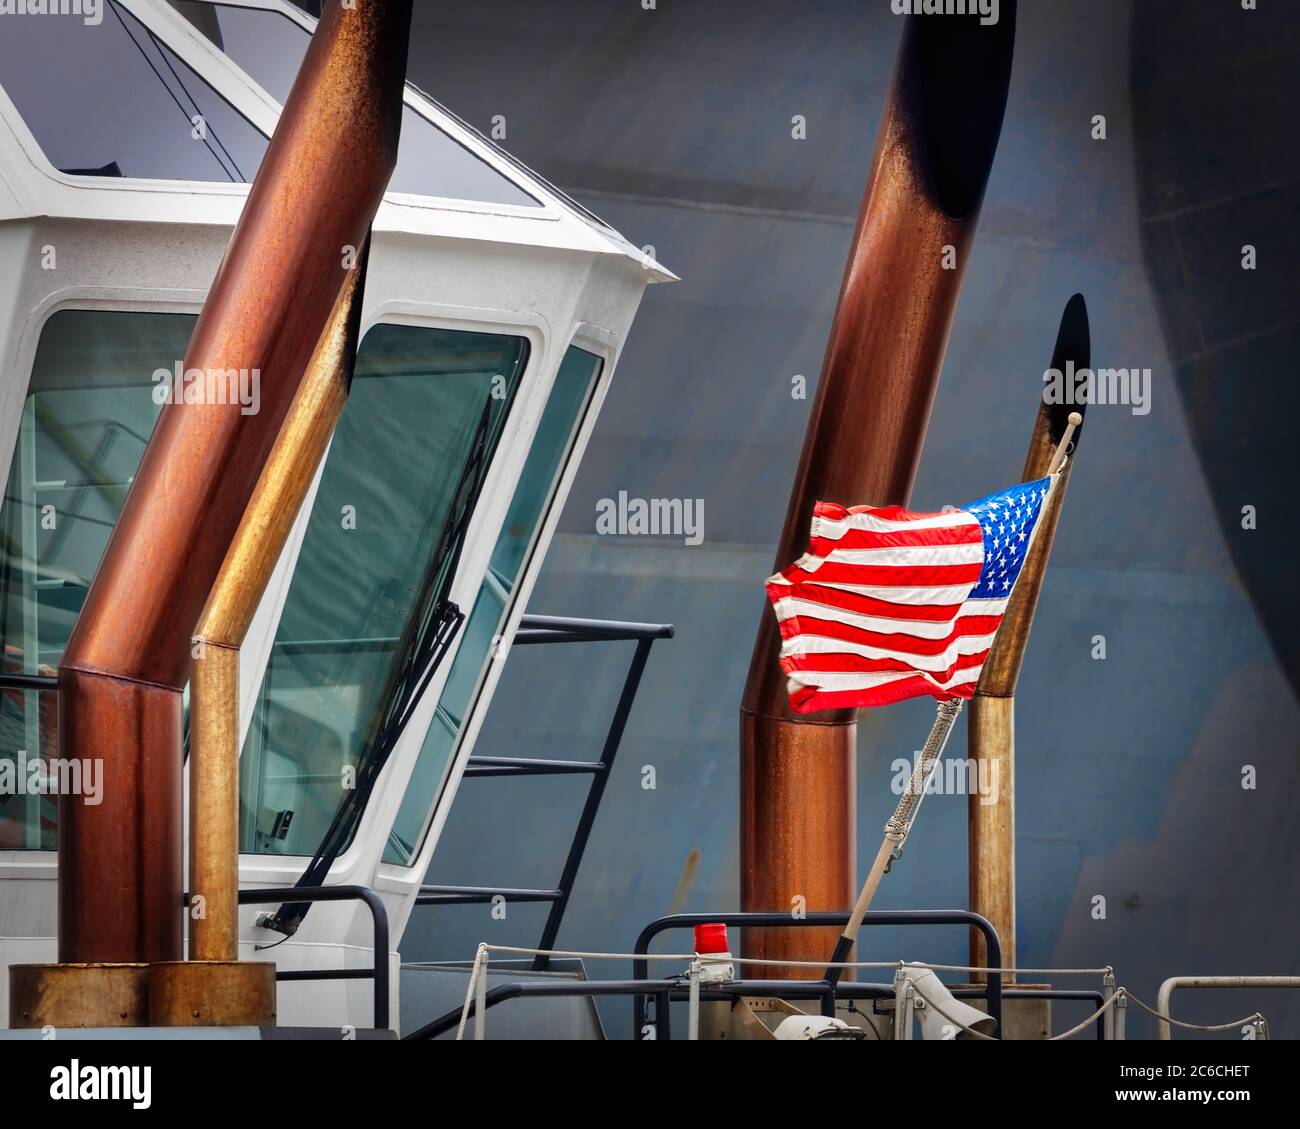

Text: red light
xmin=694 ymin=922 xmax=729 ymax=955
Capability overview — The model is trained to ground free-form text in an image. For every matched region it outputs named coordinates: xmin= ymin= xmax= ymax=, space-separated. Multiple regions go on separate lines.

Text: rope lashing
xmin=884 ymin=697 xmax=965 ymax=848
xmin=449 ymin=942 xmax=1266 ymax=1042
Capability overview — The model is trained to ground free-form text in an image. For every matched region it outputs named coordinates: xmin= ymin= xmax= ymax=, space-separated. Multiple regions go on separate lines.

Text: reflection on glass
xmin=185 ymin=2 xmax=312 ymax=105
xmin=384 ymin=345 xmax=602 ymax=866
xmin=387 ymin=106 xmax=542 ymax=206
xmin=237 ymin=325 xmax=529 ymax=857
xmin=0 ymin=2 xmax=268 ymax=181
xmin=0 ymin=310 xmax=197 ymax=849
xmin=195 ymin=3 xmax=541 ymax=205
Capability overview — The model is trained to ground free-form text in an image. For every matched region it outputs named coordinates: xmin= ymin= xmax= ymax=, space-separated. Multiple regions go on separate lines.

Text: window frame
xmin=0 ymin=0 xmax=562 ymax=222
xmin=0 ymin=294 xmax=556 ymax=890
xmin=236 ymin=300 xmax=552 ymax=888
xmin=235 ymin=312 xmax=536 ymax=861
xmin=0 ymin=0 xmax=281 ymax=199
xmin=146 ymin=0 xmax=559 ymax=219
xmin=374 ymin=322 xmax=618 ymax=882
xmin=0 ymin=291 xmax=208 ymax=862
xmin=176 ymin=0 xmax=547 ymax=214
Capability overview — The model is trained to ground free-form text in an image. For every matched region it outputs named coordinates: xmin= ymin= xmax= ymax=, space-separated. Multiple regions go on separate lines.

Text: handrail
xmin=1156 ymin=976 xmax=1298 ymax=1040
xmin=197 ymin=885 xmax=393 ymax=1029
xmin=990 ymin=987 xmax=1108 ymax=1040
xmin=404 ymin=976 xmax=896 ymax=1041
xmin=632 ymin=909 xmax=1003 ymax=1036
xmin=418 ymin=885 xmax=561 ymax=905
xmin=404 ymin=979 xmax=1109 ymax=1042
xmin=0 ymin=673 xmax=57 ymax=691
xmin=417 ymin=612 xmax=673 ymax=973
xmin=515 ymin=613 xmax=674 ymax=644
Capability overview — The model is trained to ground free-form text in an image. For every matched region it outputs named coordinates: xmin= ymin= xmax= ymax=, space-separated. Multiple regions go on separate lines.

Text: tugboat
xmin=0 ymin=0 xmax=671 ymax=1033
xmin=0 ymin=2 xmax=1292 ymax=1048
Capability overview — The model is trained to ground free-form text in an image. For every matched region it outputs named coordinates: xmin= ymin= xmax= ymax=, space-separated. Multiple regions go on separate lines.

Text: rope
xmin=885 ymin=698 xmax=964 ymax=844
xmin=1047 ymin=990 xmax=1123 ymax=1041
xmin=892 ymin=967 xmax=1118 ymax=1041
xmin=482 ymin=943 xmax=698 ymax=962
xmin=909 ymin=983 xmax=1260 ymax=1043
xmin=467 ymin=943 xmax=1113 ymax=976
xmin=1041 ymin=989 xmax=1264 ymax=1041
xmin=911 ymin=990 xmax=999 ymax=1041
xmin=455 ymin=943 xmax=488 ymax=1041
xmin=920 ymin=962 xmax=1113 ymax=976
xmin=1122 ymin=988 xmax=1266 ymax=1034
xmin=450 ymin=943 xmax=1264 ymax=1042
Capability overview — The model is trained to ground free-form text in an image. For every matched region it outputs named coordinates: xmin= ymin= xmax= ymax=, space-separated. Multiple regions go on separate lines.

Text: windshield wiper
xmin=259 ymin=398 xmax=497 ymax=940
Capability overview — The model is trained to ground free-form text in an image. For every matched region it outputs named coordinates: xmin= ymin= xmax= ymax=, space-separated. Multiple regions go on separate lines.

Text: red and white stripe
xmin=766 ymin=500 xmax=1014 ymax=713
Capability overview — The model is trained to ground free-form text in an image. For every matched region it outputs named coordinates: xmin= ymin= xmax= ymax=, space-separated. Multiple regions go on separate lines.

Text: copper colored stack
xmin=739 ymin=6 xmax=1018 ymax=974
xmin=9 ymin=0 xmax=411 ymax=1030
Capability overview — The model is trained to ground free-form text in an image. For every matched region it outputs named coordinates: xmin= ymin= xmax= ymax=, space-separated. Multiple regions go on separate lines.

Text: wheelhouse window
xmin=384 ymin=344 xmax=603 ymax=866
xmin=0 ymin=309 xmax=197 ymax=849
xmin=237 ymin=324 xmax=529 ymax=857
xmin=0 ymin=1 xmax=268 ymax=182
xmin=180 ymin=2 xmax=542 ymax=205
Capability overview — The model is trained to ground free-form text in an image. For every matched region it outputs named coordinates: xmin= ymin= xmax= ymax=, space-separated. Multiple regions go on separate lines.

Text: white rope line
xmin=921 ymin=962 xmax=1112 ymax=977
xmin=482 ymin=943 xmax=698 ymax=961
xmin=890 ymin=970 xmax=1120 ymax=1041
xmin=453 ymin=943 xmax=1264 ymax=1042
xmin=1048 ymin=990 xmax=1122 ymax=1041
xmin=455 ymin=943 xmax=488 ymax=1041
xmin=914 ymin=991 xmax=999 ymax=1041
xmin=1121 ymin=989 xmax=1265 ymax=1034
xmin=1044 ymin=989 xmax=1265 ymax=1040
xmin=914 ymin=985 xmax=1261 ymax=1042
xmin=474 ymin=942 xmax=1110 ymax=976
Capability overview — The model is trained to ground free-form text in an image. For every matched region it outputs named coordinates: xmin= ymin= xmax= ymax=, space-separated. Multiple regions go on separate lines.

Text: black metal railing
xmin=0 ymin=672 xmax=57 ymax=692
xmin=176 ymin=884 xmax=391 ymax=1029
xmin=407 ymin=907 xmax=1107 ymax=1040
xmin=416 ymin=613 xmax=673 ymax=971
xmin=404 ymin=909 xmax=997 ymax=1040
xmin=403 ymin=976 xmax=897 ymax=1041
xmin=633 ymin=909 xmax=1004 ymax=1035
xmin=239 ymin=885 xmax=390 ymax=1028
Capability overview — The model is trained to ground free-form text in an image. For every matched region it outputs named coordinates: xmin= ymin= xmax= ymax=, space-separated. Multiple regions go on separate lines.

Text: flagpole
xmin=1049 ymin=412 xmax=1082 ymax=475
xmin=821 ymin=295 xmax=1086 ymax=983
xmin=825 ymin=697 xmax=965 ymax=981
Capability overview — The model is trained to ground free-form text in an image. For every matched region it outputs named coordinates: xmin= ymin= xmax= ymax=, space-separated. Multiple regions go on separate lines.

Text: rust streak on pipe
xmin=189 ymin=261 xmax=366 ymax=964
xmin=57 ymin=0 xmax=411 ymax=965
xmin=969 ymin=294 xmax=1089 ymax=980
xmin=739 ymin=8 xmax=1017 ymax=975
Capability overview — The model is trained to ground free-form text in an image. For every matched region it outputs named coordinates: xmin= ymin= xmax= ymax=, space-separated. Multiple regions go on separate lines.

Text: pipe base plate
xmin=9 ymin=962 xmax=150 ymax=1028
xmin=148 ymin=961 xmax=277 ymax=1027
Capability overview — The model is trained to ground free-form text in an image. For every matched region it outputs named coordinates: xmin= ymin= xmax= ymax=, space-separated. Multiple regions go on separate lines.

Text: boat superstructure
xmin=0 ymin=0 xmax=670 ymax=1030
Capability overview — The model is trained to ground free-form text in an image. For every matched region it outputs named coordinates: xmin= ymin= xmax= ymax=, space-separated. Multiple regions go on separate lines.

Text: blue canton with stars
xmin=962 ymin=477 xmax=1052 ymax=600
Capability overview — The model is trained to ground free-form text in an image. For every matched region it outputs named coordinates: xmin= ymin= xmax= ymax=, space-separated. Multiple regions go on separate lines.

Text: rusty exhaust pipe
xmin=968 ymin=294 xmax=1089 ymax=981
xmin=148 ymin=257 xmax=369 ymax=1027
xmin=185 ymin=256 xmax=365 ymax=971
xmin=739 ymin=7 xmax=1017 ymax=975
xmin=10 ymin=0 xmax=411 ymax=1029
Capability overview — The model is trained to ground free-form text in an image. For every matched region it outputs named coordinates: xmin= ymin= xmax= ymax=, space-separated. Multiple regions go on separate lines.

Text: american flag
xmin=766 ymin=476 xmax=1056 ymax=713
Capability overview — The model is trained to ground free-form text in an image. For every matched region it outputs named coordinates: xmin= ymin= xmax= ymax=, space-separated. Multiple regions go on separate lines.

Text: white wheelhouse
xmin=0 ymin=0 xmax=673 ymax=1031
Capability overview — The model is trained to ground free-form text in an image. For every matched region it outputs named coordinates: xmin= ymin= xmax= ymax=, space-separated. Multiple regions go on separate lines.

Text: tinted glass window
xmin=0 ymin=2 xmax=267 ymax=181
xmin=388 ymin=106 xmax=542 ymax=206
xmin=0 ymin=310 xmax=197 ymax=849
xmin=171 ymin=2 xmax=302 ymax=104
xmin=384 ymin=345 xmax=602 ymax=865
xmin=237 ymin=324 xmax=530 ymax=857
xmin=193 ymin=3 xmax=541 ymax=205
